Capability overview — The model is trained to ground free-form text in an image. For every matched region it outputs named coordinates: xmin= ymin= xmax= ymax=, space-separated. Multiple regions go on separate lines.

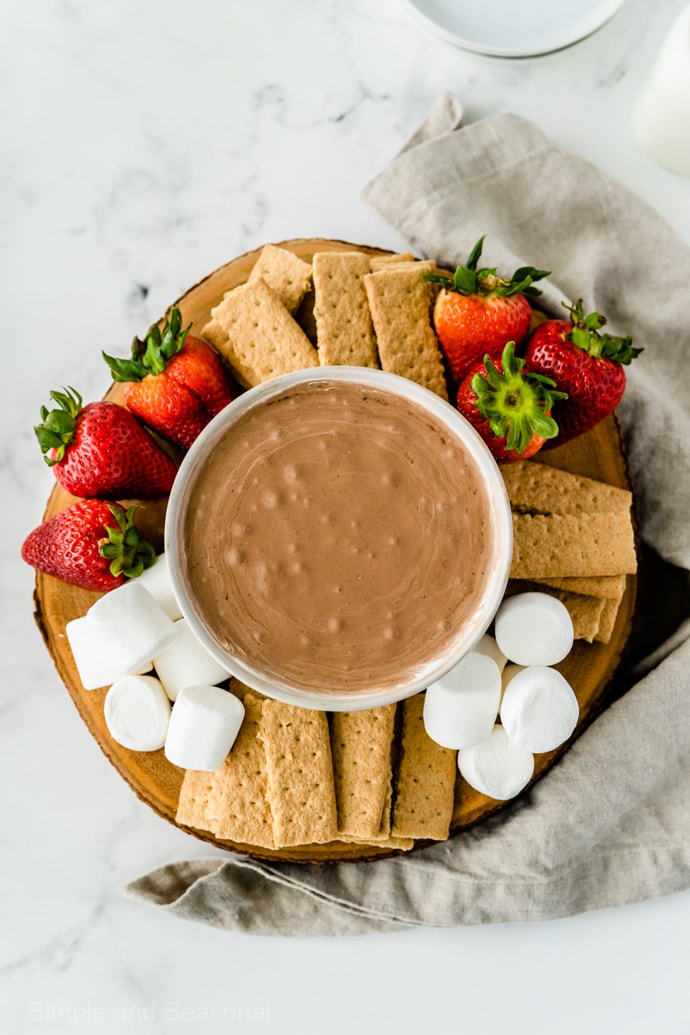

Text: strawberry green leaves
xmin=426 ymin=236 xmax=550 ymax=299
xmin=103 ymin=306 xmax=192 ymax=383
xmin=99 ymin=504 xmax=156 ymax=580
xmin=564 ymin=300 xmax=642 ymax=364
xmin=34 ymin=386 xmax=82 ymax=465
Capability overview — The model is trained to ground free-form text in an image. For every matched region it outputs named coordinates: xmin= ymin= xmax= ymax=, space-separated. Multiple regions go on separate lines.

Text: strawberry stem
xmin=34 ymin=386 xmax=83 ymax=465
xmin=98 ymin=504 xmax=157 ymax=579
xmin=471 ymin=342 xmax=567 ymax=454
xmin=425 ymin=237 xmax=550 ymax=298
xmin=563 ymin=300 xmax=642 ymax=365
xmin=103 ymin=306 xmax=192 ymax=383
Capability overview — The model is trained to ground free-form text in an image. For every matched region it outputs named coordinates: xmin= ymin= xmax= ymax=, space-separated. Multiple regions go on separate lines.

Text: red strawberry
xmin=21 ymin=501 xmax=156 ymax=592
xmin=427 ymin=237 xmax=549 ymax=385
xmin=523 ymin=300 xmax=641 ymax=447
xmin=103 ymin=307 xmax=236 ymax=448
xmin=456 ymin=341 xmax=566 ymax=464
xmin=34 ymin=387 xmax=178 ymax=499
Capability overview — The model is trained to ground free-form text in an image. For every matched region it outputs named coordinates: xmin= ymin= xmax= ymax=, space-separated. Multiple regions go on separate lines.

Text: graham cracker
xmin=338 ymin=759 xmax=394 ymax=844
xmin=391 ymin=693 xmax=456 ymax=841
xmin=507 ymin=579 xmax=606 ymax=643
xmin=312 ymin=252 xmax=379 ymax=368
xmin=510 ymin=511 xmax=637 ymax=580
xmin=334 ymin=835 xmax=415 ymax=851
xmin=367 ymin=261 xmax=423 ymax=273
xmin=538 ymin=574 xmax=627 ymax=602
xmin=377 ymin=760 xmax=394 ymax=838
xmin=363 ymin=265 xmax=448 ymax=400
xmin=247 ymin=244 xmax=313 ymax=314
xmin=502 ymin=461 xmax=633 ymax=516
xmin=595 ymin=596 xmax=622 ymax=644
xmin=176 ymin=770 xmax=217 ymax=832
xmin=211 ymin=694 xmax=276 ymax=849
xmin=547 ymin=588 xmax=606 ymax=643
xmin=330 ymin=704 xmax=396 ymax=839
xmin=259 ymin=700 xmax=338 ymax=848
xmin=369 ymin=252 xmax=415 ymax=270
xmin=202 ymin=279 xmax=318 ymax=388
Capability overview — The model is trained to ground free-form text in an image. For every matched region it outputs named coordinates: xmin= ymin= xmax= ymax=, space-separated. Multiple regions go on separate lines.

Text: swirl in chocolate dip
xmin=181 ymin=379 xmax=497 ymax=696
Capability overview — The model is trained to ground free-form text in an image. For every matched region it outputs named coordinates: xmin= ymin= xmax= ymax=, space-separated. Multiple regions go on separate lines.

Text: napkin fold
xmin=126 ymin=96 xmax=690 ymax=935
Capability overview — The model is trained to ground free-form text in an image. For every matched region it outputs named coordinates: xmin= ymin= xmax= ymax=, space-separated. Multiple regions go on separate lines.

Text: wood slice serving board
xmin=32 ymin=239 xmax=637 ymax=863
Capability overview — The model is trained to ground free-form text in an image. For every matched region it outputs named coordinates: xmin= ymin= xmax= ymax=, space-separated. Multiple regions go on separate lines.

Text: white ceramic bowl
xmin=165 ymin=367 xmax=513 ymax=711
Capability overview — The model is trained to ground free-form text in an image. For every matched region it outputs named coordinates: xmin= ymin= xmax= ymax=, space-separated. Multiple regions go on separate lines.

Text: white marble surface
xmin=2 ymin=0 xmax=689 ymax=1032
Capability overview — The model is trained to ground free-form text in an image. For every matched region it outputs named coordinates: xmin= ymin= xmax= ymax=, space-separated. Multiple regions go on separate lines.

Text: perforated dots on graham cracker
xmin=363 ymin=265 xmax=448 ymax=400
xmin=511 ymin=511 xmax=637 ymax=580
xmin=502 ymin=461 xmax=634 ymax=642
xmin=202 ymin=279 xmax=318 ymax=388
xmin=313 ymin=251 xmax=379 ymax=369
xmin=502 ymin=461 xmax=633 ymax=516
xmin=247 ymin=244 xmax=313 ymax=314
xmin=391 ymin=693 xmax=456 ymax=841
xmin=176 ymin=770 xmax=217 ymax=833
xmin=210 ymin=694 xmax=276 ymax=849
xmin=331 ymin=704 xmax=396 ymax=840
xmin=258 ymin=700 xmax=338 ymax=848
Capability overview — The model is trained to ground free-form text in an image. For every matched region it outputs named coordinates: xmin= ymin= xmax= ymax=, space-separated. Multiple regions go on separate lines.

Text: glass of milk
xmin=632 ymin=4 xmax=690 ymax=176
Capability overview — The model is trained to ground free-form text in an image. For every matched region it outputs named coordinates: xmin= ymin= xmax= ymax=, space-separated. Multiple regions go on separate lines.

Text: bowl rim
xmin=165 ymin=366 xmax=514 ymax=711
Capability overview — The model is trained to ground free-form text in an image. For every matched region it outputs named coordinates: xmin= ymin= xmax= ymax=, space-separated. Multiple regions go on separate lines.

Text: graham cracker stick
xmin=330 ymin=704 xmax=396 ymax=839
xmin=369 ymin=252 xmax=415 ymax=269
xmin=510 ymin=511 xmax=637 ymax=579
xmin=548 ymin=589 xmax=606 ymax=643
xmin=247 ymin=244 xmax=312 ymax=313
xmin=313 ymin=251 xmax=379 ymax=368
xmin=532 ymin=575 xmax=627 ymax=643
xmin=176 ymin=770 xmax=217 ymax=833
xmin=202 ymin=279 xmax=318 ymax=388
xmin=259 ymin=700 xmax=338 ymax=848
xmin=377 ymin=760 xmax=394 ymax=838
xmin=391 ymin=693 xmax=456 ymax=841
xmin=211 ymin=694 xmax=276 ymax=849
xmin=364 ymin=265 xmax=448 ymax=400
xmin=538 ymin=574 xmax=627 ymax=602
xmin=367 ymin=261 xmax=423 ymax=273
xmin=595 ymin=596 xmax=623 ymax=644
xmin=502 ymin=461 xmax=633 ymax=516
xmin=334 ymin=835 xmax=415 ymax=851
xmin=507 ymin=580 xmax=607 ymax=643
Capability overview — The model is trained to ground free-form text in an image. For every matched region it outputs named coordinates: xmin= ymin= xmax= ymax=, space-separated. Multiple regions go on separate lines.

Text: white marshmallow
xmin=458 ymin=726 xmax=534 ymax=800
xmin=86 ymin=581 xmax=178 ymax=675
xmin=423 ymin=651 xmax=502 ymax=749
xmin=136 ymin=553 xmax=182 ymax=620
xmin=66 ymin=615 xmax=151 ymax=691
xmin=153 ymin=618 xmax=230 ymax=701
xmin=104 ymin=675 xmax=171 ymax=751
xmin=500 ymin=665 xmax=579 ymax=754
xmin=164 ymin=684 xmax=245 ymax=771
xmin=473 ymin=633 xmax=507 ymax=673
xmin=494 ymin=592 xmax=574 ymax=666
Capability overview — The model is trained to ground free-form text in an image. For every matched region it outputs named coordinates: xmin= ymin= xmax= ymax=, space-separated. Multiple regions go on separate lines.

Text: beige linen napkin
xmin=126 ymin=97 xmax=690 ymax=935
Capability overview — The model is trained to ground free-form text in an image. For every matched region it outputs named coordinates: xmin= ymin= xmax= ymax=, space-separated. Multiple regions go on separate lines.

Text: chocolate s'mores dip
xmin=179 ymin=376 xmax=502 ymax=697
